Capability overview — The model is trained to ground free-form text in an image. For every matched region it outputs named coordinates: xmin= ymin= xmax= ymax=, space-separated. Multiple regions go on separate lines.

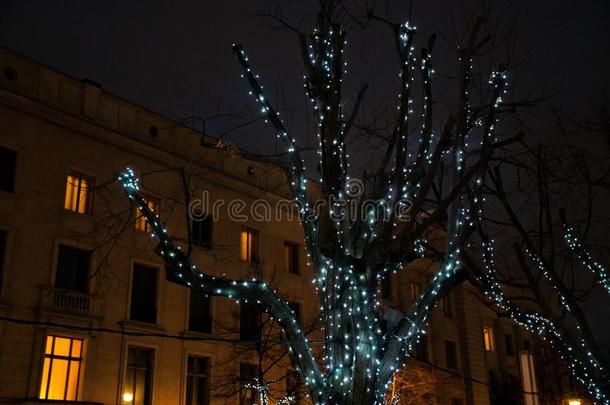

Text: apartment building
xmin=0 ymin=47 xmax=559 ymax=404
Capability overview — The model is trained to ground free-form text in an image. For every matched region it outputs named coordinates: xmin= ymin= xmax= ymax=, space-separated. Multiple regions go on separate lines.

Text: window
xmin=410 ymin=282 xmax=422 ymax=302
xmin=451 ymin=399 xmax=464 ymax=405
xmin=130 ymin=264 xmax=158 ymax=323
xmin=191 ymin=213 xmax=213 ymax=248
xmin=441 ymin=293 xmax=453 ymax=318
xmin=64 ymin=172 xmax=94 ymax=214
xmin=186 ymin=356 xmax=210 ymax=405
xmin=445 ymin=340 xmax=458 ymax=369
xmin=0 ymin=146 xmax=16 ymax=193
xmin=55 ymin=245 xmax=90 ymax=293
xmin=288 ymin=301 xmax=302 ymax=324
xmin=414 ymin=337 xmax=428 ymax=362
xmin=0 ymin=230 xmax=6 ymax=292
xmin=286 ymin=369 xmax=301 ymax=404
xmin=240 ymin=302 xmax=261 ymax=341
xmin=504 ymin=333 xmax=515 ymax=356
xmin=239 ymin=363 xmax=257 ymax=405
xmin=124 ymin=347 xmax=153 ymax=405
xmin=39 ymin=335 xmax=83 ymax=400
xmin=240 ymin=227 xmax=258 ymax=263
xmin=284 ymin=241 xmax=300 ymax=274
xmin=189 ymin=290 xmax=212 ymax=333
xmin=135 ymin=196 xmax=160 ymax=232
xmin=483 ymin=327 xmax=495 ymax=352
xmin=523 ymin=339 xmax=532 ymax=351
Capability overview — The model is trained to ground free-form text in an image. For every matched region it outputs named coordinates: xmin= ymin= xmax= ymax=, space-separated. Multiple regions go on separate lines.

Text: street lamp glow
xmin=122 ymin=392 xmax=133 ymax=402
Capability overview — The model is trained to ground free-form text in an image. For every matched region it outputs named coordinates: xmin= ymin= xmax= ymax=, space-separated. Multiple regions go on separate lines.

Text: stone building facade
xmin=0 ymin=47 xmax=548 ymax=404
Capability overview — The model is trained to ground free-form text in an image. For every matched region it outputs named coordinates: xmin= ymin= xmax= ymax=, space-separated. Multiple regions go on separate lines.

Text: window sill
xmin=18 ymin=399 xmax=103 ymax=405
xmin=120 ymin=319 xmax=167 ymax=333
xmin=181 ymin=329 xmax=214 ymax=338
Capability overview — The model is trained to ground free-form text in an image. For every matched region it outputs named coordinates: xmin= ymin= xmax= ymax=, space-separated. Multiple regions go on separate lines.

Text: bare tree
xmin=116 ymin=1 xmax=608 ymax=404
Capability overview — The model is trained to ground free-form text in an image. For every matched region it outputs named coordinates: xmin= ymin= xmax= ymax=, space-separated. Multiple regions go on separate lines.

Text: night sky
xmin=1 ymin=1 xmax=609 ymax=347
xmin=1 ymin=0 xmax=609 ymax=155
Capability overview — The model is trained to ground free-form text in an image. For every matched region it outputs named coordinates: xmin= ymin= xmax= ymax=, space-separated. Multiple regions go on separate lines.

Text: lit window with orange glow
xmin=483 ymin=327 xmax=495 ymax=351
xmin=39 ymin=335 xmax=84 ymax=401
xmin=240 ymin=227 xmax=258 ymax=263
xmin=64 ymin=173 xmax=94 ymax=214
xmin=135 ymin=196 xmax=160 ymax=232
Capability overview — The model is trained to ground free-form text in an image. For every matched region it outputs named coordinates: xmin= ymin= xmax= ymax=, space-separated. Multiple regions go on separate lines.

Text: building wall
xmin=0 ymin=47 xmax=539 ymax=405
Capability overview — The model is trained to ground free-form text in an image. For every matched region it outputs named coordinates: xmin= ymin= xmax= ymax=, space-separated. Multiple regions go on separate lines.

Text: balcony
xmin=40 ymin=287 xmax=101 ymax=317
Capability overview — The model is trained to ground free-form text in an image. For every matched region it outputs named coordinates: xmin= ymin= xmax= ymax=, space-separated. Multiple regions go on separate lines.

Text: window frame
xmin=0 ymin=229 xmax=7 ymax=295
xmin=284 ymin=240 xmax=300 ymax=275
xmin=286 ymin=368 xmax=302 ymax=405
xmin=64 ymin=171 xmax=95 ymax=214
xmin=288 ymin=300 xmax=302 ymax=324
xmin=54 ymin=244 xmax=91 ymax=293
xmin=240 ymin=227 xmax=259 ymax=263
xmin=185 ymin=355 xmax=211 ymax=405
xmin=444 ymin=339 xmax=459 ymax=370
xmin=239 ymin=301 xmax=261 ymax=341
xmin=0 ymin=146 xmax=17 ymax=193
xmin=483 ymin=326 xmax=495 ymax=352
xmin=188 ymin=289 xmax=213 ymax=334
xmin=135 ymin=195 xmax=161 ymax=233
xmin=504 ymin=333 xmax=515 ymax=356
xmin=239 ymin=363 xmax=258 ymax=405
xmin=129 ymin=263 xmax=160 ymax=324
xmin=191 ymin=211 xmax=213 ymax=249
xmin=410 ymin=281 xmax=422 ymax=303
xmin=123 ymin=345 xmax=155 ymax=405
xmin=38 ymin=334 xmax=85 ymax=401
xmin=441 ymin=293 xmax=453 ymax=318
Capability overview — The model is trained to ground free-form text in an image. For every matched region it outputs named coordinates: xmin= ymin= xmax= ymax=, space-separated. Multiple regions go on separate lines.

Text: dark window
xmin=523 ymin=339 xmax=531 ymax=350
xmin=186 ymin=356 xmax=210 ymax=405
xmin=125 ymin=347 xmax=153 ymax=405
xmin=239 ymin=363 xmax=257 ymax=405
xmin=189 ymin=290 xmax=212 ymax=333
xmin=55 ymin=245 xmax=90 ymax=293
xmin=445 ymin=340 xmax=458 ymax=369
xmin=240 ymin=302 xmax=261 ymax=341
xmin=441 ymin=293 xmax=453 ymax=318
xmin=286 ymin=369 xmax=301 ymax=404
xmin=191 ymin=213 xmax=213 ymax=248
xmin=451 ymin=399 xmax=464 ymax=405
xmin=381 ymin=275 xmax=392 ymax=299
xmin=414 ymin=337 xmax=428 ymax=362
xmin=504 ymin=333 xmax=515 ymax=356
xmin=289 ymin=301 xmax=302 ymax=324
xmin=284 ymin=241 xmax=300 ymax=274
xmin=0 ymin=147 xmax=16 ymax=193
xmin=0 ymin=230 xmax=6 ymax=292
xmin=130 ymin=264 xmax=158 ymax=323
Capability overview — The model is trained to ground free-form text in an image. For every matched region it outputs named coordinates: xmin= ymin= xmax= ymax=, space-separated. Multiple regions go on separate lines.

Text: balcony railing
xmin=40 ymin=287 xmax=100 ymax=316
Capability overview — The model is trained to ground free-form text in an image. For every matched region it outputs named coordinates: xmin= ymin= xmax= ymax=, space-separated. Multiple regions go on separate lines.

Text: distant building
xmin=0 ymin=47 xmax=579 ymax=404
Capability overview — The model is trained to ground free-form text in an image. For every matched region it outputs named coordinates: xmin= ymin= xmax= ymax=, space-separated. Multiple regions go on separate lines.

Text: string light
xmin=113 ymin=11 xmax=609 ymax=404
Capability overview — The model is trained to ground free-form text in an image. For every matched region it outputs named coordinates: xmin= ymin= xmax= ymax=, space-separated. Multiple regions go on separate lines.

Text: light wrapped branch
xmin=232 ymin=44 xmax=321 ymax=266
xmin=118 ymin=169 xmax=326 ymax=401
xmin=563 ymin=221 xmax=610 ymax=296
xmin=473 ymin=241 xmax=609 ymax=404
